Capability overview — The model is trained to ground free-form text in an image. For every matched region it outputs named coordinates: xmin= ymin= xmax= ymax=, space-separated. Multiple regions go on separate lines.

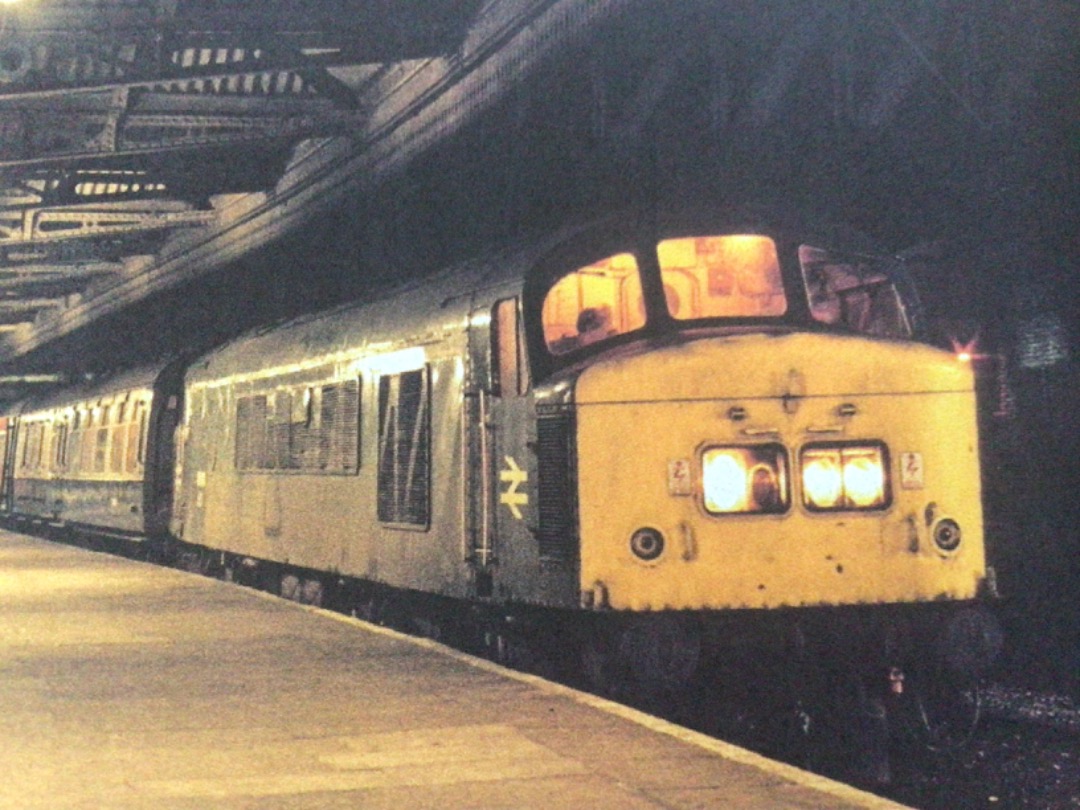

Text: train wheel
xmin=904 ymin=668 xmax=982 ymax=751
xmin=486 ymin=630 xmax=536 ymax=671
xmin=802 ymin=667 xmax=892 ymax=786
xmin=178 ymin=549 xmax=213 ymax=576
xmin=280 ymin=573 xmax=302 ymax=601
xmin=300 ymin=578 xmax=324 ymax=606
xmin=581 ymin=624 xmax=624 ymax=695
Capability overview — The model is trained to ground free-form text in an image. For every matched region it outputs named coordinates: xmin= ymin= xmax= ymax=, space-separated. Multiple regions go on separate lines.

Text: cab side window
xmin=799 ymin=245 xmax=910 ymax=338
xmin=540 ymin=252 xmax=645 ymax=355
xmin=492 ymin=297 xmax=529 ymax=396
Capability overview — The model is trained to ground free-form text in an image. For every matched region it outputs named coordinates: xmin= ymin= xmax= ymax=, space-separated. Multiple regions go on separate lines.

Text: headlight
xmin=701 ymin=445 xmax=788 ymax=515
xmin=801 ymin=443 xmax=890 ymax=511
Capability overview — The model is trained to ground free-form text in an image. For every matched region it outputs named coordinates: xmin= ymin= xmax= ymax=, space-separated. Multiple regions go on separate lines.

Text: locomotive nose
xmin=572 ymin=332 xmax=985 ymax=613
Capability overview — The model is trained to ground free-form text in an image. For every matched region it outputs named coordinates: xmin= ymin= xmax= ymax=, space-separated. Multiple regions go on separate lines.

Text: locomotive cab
xmin=505 ymin=223 xmax=999 ymax=693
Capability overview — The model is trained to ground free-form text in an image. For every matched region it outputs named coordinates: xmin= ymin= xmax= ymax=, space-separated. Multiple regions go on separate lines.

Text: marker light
xmin=843 ymin=450 xmax=886 ymax=507
xmin=933 ymin=518 xmax=962 ymax=552
xmin=701 ymin=445 xmax=788 ymax=515
xmin=802 ymin=443 xmax=890 ymax=511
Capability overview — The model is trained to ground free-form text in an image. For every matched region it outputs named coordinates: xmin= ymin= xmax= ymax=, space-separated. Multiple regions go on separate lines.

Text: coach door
xmin=0 ymin=416 xmax=15 ymax=513
xmin=465 ymin=297 xmax=533 ymax=598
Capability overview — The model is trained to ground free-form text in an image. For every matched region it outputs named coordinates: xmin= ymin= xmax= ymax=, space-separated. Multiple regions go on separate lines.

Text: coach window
xmin=94 ymin=406 xmax=111 ymax=473
xmin=492 ymin=297 xmax=528 ymax=396
xmin=377 ymin=367 xmax=430 ymax=528
xmin=70 ymin=411 xmax=83 ymax=473
xmin=81 ymin=408 xmax=94 ymax=471
xmin=21 ymin=421 xmax=43 ymax=472
xmin=541 ymin=252 xmax=645 ymax=355
xmin=127 ymin=400 xmax=148 ymax=472
xmin=54 ymin=421 xmax=69 ymax=470
xmin=110 ymin=401 xmax=127 ymax=473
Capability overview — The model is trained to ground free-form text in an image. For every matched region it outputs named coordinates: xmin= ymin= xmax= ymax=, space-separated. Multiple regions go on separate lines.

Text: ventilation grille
xmin=235 ymin=380 xmax=360 ymax=474
xmin=535 ymin=410 xmax=578 ymax=563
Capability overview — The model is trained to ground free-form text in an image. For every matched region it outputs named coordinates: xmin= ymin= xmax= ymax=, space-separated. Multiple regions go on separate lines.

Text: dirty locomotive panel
xmin=0 ymin=211 xmax=1001 ymax=734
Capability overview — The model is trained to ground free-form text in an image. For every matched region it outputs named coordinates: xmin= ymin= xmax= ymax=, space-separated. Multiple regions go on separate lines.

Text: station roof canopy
xmin=0 ymin=0 xmax=1074 ymax=403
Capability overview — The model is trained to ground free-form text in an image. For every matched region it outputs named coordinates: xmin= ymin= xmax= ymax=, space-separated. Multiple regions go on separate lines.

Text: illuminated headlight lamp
xmin=701 ymin=444 xmax=788 ymax=515
xmin=801 ymin=443 xmax=890 ymax=511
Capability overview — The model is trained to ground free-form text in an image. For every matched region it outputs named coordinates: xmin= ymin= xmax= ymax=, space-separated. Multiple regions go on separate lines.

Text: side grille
xmin=535 ymin=410 xmax=578 ymax=563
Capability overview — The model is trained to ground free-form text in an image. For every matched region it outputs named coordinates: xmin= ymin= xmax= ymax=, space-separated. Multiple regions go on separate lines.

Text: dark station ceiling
xmin=0 ymin=0 xmax=1075 ymax=403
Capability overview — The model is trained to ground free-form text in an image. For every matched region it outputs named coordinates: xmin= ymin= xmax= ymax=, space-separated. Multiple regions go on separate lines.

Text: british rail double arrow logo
xmin=499 ymin=456 xmax=528 ymax=519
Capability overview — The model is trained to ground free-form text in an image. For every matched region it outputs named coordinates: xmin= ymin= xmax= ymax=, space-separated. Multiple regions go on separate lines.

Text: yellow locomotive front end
xmin=574 ymin=331 xmax=987 ymax=613
xmin=530 ymin=226 xmax=1000 ymax=700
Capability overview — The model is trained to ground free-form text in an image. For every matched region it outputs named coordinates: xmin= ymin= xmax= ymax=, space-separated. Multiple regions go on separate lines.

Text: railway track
xmin=654 ymin=674 xmax=1080 ymax=809
xmin=883 ymin=710 xmax=1080 ymax=809
xmin=467 ymin=613 xmax=1080 ymax=809
xmin=47 ymin=530 xmax=1080 ymax=809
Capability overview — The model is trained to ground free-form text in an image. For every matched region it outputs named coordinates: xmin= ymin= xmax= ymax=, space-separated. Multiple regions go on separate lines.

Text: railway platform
xmin=0 ymin=530 xmax=908 ymax=809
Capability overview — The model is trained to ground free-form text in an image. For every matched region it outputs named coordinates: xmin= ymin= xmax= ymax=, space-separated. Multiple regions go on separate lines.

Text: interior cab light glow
xmin=658 ymin=234 xmax=786 ymax=320
xmin=750 ymin=464 xmax=782 ymax=511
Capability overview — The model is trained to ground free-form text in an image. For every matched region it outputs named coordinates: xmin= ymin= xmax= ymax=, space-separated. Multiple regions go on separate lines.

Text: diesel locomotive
xmin=0 ymin=211 xmax=1001 ymax=737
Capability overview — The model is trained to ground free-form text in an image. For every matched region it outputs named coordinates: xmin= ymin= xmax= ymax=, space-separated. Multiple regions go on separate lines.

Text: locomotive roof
xmin=184 ymin=236 xmax=546 ymax=386
xmin=185 ymin=205 xmax=880 ymax=387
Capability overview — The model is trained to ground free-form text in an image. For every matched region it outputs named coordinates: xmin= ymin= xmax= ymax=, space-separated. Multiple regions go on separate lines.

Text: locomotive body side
xmin=172 ymin=259 xmax=568 ymax=604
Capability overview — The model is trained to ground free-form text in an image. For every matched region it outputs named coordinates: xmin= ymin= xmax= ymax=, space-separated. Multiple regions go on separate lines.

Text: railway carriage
xmin=0 ymin=363 xmax=183 ymax=547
